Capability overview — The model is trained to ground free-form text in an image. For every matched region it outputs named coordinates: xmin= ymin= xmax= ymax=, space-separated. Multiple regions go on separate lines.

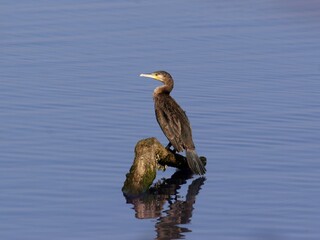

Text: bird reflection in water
xmin=124 ymin=171 xmax=206 ymax=240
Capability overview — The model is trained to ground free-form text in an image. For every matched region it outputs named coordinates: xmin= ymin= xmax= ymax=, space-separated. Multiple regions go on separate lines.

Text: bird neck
xmin=154 ymin=83 xmax=173 ymax=96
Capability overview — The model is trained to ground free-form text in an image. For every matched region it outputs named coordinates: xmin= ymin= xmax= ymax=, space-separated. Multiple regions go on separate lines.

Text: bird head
xmin=139 ymin=71 xmax=172 ymax=83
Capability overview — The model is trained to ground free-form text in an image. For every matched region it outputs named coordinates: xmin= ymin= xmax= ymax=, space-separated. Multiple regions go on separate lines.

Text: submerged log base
xmin=122 ymin=137 xmax=206 ymax=196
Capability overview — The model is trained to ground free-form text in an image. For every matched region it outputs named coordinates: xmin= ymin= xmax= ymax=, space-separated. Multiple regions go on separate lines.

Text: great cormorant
xmin=140 ymin=71 xmax=206 ymax=175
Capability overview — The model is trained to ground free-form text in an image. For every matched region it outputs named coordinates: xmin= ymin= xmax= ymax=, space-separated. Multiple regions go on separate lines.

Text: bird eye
xmin=155 ymin=73 xmax=158 ymax=76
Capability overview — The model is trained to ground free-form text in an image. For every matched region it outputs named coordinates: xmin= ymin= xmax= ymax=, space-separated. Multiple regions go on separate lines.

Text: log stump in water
xmin=122 ymin=137 xmax=206 ymax=196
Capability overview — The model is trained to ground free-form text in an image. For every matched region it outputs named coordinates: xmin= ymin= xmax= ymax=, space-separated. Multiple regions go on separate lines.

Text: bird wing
xmin=155 ymin=107 xmax=184 ymax=152
xmin=154 ymin=96 xmax=192 ymax=152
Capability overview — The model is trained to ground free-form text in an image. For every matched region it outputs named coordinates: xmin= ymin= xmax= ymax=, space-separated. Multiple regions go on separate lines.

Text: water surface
xmin=1 ymin=1 xmax=320 ymax=239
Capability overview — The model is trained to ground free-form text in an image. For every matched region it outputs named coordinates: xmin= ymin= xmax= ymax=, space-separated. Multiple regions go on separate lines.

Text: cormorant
xmin=140 ymin=71 xmax=206 ymax=175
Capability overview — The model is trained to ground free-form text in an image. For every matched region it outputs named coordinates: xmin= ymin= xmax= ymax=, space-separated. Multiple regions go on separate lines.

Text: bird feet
xmin=165 ymin=142 xmax=177 ymax=154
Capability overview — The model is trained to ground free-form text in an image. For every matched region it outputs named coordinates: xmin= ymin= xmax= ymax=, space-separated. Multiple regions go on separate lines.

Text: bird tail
xmin=186 ymin=149 xmax=206 ymax=175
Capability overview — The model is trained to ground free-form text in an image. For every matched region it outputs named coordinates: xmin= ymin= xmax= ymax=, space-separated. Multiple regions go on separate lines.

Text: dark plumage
xmin=140 ymin=71 xmax=206 ymax=175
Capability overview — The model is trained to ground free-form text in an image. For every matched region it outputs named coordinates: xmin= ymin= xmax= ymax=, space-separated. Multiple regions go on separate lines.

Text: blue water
xmin=1 ymin=1 xmax=320 ymax=239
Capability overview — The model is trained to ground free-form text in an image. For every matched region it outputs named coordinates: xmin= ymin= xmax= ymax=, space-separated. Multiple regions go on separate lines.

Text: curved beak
xmin=140 ymin=73 xmax=153 ymax=78
xmin=140 ymin=73 xmax=160 ymax=81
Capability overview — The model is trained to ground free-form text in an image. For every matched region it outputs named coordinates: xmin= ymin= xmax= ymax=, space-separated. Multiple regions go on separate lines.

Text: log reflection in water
xmin=124 ymin=171 xmax=206 ymax=239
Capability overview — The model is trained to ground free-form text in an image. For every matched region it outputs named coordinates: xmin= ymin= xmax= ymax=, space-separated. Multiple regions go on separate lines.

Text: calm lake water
xmin=1 ymin=1 xmax=320 ymax=239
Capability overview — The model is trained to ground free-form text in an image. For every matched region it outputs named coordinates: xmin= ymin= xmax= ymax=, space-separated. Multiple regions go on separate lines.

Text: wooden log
xmin=122 ymin=137 xmax=206 ymax=196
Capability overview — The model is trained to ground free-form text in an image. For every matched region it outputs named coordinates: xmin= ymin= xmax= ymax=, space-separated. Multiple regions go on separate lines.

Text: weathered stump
xmin=122 ymin=137 xmax=206 ymax=196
